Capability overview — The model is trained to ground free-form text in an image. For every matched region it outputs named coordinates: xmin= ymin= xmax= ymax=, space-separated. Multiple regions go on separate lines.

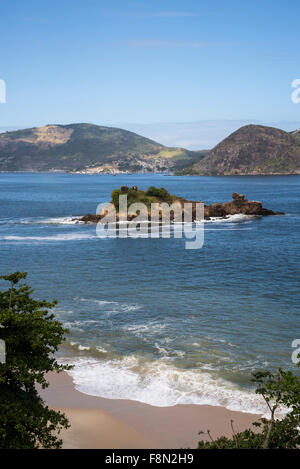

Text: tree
xmin=252 ymin=368 xmax=300 ymax=449
xmin=0 ymin=272 xmax=72 ymax=449
xmin=198 ymin=368 xmax=300 ymax=449
xmin=146 ymin=187 xmax=173 ymax=203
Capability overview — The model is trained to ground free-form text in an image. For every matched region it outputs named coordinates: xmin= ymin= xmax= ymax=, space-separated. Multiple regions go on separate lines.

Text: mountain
xmin=291 ymin=128 xmax=300 ymax=144
xmin=182 ymin=125 xmax=300 ymax=175
xmin=0 ymin=123 xmax=204 ymax=173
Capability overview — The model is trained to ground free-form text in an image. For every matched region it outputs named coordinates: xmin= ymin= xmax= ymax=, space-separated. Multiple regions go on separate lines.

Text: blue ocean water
xmin=0 ymin=172 xmax=299 ymax=413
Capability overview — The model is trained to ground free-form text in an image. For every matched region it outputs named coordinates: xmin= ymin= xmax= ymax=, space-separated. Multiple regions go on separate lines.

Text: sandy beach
xmin=39 ymin=371 xmax=262 ymax=449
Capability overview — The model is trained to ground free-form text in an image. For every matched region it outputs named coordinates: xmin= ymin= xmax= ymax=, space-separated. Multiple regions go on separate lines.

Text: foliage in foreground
xmin=198 ymin=368 xmax=300 ymax=449
xmin=0 ymin=272 xmax=72 ymax=449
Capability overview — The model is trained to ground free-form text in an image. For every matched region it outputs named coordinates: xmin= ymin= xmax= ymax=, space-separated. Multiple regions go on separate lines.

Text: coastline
xmin=40 ymin=371 xmax=262 ymax=449
xmin=1 ymin=170 xmax=300 ymax=176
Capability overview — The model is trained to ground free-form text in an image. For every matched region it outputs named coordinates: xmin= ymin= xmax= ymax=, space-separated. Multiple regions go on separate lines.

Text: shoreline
xmin=39 ymin=371 xmax=262 ymax=449
xmin=1 ymin=170 xmax=300 ymax=176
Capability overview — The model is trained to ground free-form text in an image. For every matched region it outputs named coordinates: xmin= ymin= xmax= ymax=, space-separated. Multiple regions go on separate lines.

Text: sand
xmin=39 ymin=371 xmax=262 ymax=449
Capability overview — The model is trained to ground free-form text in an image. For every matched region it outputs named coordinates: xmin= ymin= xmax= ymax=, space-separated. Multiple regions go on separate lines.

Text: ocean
xmin=0 ymin=172 xmax=299 ymax=415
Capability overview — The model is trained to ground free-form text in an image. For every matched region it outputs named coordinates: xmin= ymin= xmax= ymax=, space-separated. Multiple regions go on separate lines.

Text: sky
xmin=0 ymin=0 xmax=300 ymax=147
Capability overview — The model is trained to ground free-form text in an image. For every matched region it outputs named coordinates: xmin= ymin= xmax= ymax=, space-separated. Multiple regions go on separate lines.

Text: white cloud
xmin=120 ymin=120 xmax=300 ymax=150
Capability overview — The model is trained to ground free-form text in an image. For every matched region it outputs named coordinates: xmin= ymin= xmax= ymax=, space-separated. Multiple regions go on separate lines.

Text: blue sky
xmin=0 ymin=0 xmax=300 ymax=138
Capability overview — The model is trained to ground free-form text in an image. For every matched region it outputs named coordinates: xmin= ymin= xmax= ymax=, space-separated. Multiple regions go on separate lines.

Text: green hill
xmin=0 ymin=123 xmax=203 ymax=173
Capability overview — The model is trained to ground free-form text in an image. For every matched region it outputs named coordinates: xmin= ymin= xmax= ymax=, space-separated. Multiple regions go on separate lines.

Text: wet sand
xmin=39 ymin=371 xmax=262 ymax=449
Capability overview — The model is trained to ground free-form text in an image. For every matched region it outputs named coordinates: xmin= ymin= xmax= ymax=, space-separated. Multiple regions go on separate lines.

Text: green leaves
xmin=198 ymin=368 xmax=300 ymax=450
xmin=0 ymin=272 xmax=72 ymax=449
xmin=146 ymin=186 xmax=174 ymax=204
xmin=252 ymin=368 xmax=300 ymax=416
xmin=0 ymin=271 xmax=27 ymax=285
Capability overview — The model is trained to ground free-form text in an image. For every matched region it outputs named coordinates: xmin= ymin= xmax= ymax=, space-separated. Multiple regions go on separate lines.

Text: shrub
xmin=197 ymin=368 xmax=300 ymax=449
xmin=111 ymin=189 xmax=122 ymax=210
xmin=0 ymin=272 xmax=72 ymax=449
xmin=146 ymin=187 xmax=173 ymax=203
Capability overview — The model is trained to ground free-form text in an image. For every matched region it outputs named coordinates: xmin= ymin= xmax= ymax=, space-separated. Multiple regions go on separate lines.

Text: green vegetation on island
xmin=78 ymin=187 xmax=282 ymax=223
xmin=111 ymin=186 xmax=181 ymax=210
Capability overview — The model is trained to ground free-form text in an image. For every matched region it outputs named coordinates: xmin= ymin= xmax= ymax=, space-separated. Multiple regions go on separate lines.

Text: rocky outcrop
xmin=204 ymin=193 xmax=283 ymax=219
xmin=76 ymin=213 xmax=103 ymax=224
xmin=75 ymin=191 xmax=283 ymax=223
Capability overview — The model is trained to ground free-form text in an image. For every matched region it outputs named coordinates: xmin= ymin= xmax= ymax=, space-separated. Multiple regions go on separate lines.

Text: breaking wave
xmin=61 ymin=355 xmax=279 ymax=417
xmin=0 ymin=233 xmax=98 ymax=242
xmin=78 ymin=298 xmax=143 ymax=313
xmin=203 ymin=214 xmax=260 ymax=223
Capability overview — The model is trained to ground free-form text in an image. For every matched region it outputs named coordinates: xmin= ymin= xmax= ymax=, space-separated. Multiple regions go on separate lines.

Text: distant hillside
xmin=182 ymin=125 xmax=300 ymax=175
xmin=291 ymin=128 xmax=300 ymax=144
xmin=0 ymin=123 xmax=204 ymax=173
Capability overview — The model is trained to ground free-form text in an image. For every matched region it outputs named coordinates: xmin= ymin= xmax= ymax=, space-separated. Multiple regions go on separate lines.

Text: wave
xmin=124 ymin=322 xmax=166 ymax=335
xmin=38 ymin=216 xmax=84 ymax=225
xmin=23 ymin=216 xmax=84 ymax=225
xmin=64 ymin=319 xmax=99 ymax=329
xmin=203 ymin=214 xmax=260 ymax=224
xmin=78 ymin=298 xmax=142 ymax=313
xmin=0 ymin=228 xmax=251 ymax=244
xmin=68 ymin=341 xmax=109 ymax=354
xmin=2 ymin=213 xmax=258 ymax=227
xmin=61 ymin=355 xmax=280 ymax=417
xmin=0 ymin=233 xmax=97 ymax=242
xmin=0 ymin=216 xmax=85 ymax=225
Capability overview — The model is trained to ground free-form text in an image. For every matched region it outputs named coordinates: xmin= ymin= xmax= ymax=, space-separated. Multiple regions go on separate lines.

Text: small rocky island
xmin=75 ymin=186 xmax=283 ymax=223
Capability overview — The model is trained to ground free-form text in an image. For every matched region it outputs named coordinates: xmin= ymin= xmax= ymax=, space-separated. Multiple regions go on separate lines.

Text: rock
xmin=79 ymin=213 xmax=103 ymax=223
xmin=205 ymin=203 xmax=227 ymax=218
xmin=205 ymin=193 xmax=283 ymax=218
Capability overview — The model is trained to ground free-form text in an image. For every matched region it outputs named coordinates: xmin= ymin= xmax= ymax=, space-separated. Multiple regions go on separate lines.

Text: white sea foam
xmin=63 ymin=319 xmax=99 ymax=330
xmin=124 ymin=322 xmax=166 ymax=334
xmin=3 ymin=212 xmax=258 ymax=228
xmin=63 ymin=321 xmax=85 ymax=332
xmin=19 ymin=216 xmax=84 ymax=225
xmin=96 ymin=346 xmax=108 ymax=354
xmin=69 ymin=342 xmax=108 ymax=354
xmin=78 ymin=298 xmax=142 ymax=314
xmin=0 ymin=233 xmax=97 ymax=242
xmin=203 ymin=214 xmax=259 ymax=224
xmin=63 ymin=355 xmax=281 ymax=417
xmin=78 ymin=345 xmax=90 ymax=351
